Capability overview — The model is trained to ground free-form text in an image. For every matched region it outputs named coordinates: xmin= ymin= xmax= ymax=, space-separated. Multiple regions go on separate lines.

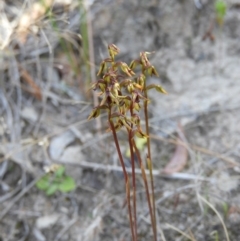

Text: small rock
xmin=36 ymin=214 xmax=59 ymax=229
xmin=21 ymin=107 xmax=38 ymax=122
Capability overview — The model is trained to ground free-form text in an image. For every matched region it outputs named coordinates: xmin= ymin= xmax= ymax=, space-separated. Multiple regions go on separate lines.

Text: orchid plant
xmin=88 ymin=44 xmax=167 ymax=241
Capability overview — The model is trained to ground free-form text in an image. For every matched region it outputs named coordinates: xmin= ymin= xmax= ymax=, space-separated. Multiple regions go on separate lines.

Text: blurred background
xmin=0 ymin=0 xmax=240 ymax=240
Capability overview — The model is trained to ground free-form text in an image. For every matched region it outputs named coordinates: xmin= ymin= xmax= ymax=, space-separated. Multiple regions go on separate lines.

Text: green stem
xmin=79 ymin=0 xmax=91 ymax=88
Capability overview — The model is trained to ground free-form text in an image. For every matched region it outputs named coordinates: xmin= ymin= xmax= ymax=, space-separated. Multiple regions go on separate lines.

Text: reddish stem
xmin=143 ymin=89 xmax=157 ymax=241
xmin=128 ymin=130 xmax=137 ymax=240
xmin=109 ymin=117 xmax=135 ymax=241
xmin=132 ymin=139 xmax=155 ymax=240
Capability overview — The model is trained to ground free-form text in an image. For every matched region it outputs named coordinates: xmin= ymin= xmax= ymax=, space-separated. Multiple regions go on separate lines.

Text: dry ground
xmin=1 ymin=0 xmax=240 ymax=240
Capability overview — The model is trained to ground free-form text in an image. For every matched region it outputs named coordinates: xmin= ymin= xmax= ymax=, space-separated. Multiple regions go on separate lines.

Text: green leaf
xmin=46 ymin=184 xmax=59 ymax=196
xmin=126 ymin=137 xmax=147 ymax=157
xmin=222 ymin=202 xmax=229 ymax=217
xmin=215 ymin=0 xmax=227 ymax=18
xmin=58 ymin=176 xmax=76 ymax=192
xmin=36 ymin=175 xmax=50 ymax=190
xmin=55 ymin=166 xmax=65 ymax=178
xmin=135 ymin=137 xmax=147 ymax=151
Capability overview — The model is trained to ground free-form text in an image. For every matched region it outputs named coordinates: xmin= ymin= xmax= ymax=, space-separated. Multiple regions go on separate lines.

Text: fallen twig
xmin=150 ymin=134 xmax=239 ymax=166
xmin=57 ymin=159 xmax=215 ymax=182
xmin=0 ymin=175 xmax=42 ymax=220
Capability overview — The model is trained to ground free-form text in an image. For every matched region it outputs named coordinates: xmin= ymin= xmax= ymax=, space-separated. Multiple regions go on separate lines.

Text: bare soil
xmin=1 ymin=0 xmax=240 ymax=241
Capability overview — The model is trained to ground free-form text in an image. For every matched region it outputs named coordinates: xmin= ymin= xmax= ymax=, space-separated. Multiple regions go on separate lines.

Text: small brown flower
xmin=97 ymin=61 xmax=106 ymax=76
xmin=88 ymin=107 xmax=100 ymax=120
xmin=140 ymin=52 xmax=151 ymax=67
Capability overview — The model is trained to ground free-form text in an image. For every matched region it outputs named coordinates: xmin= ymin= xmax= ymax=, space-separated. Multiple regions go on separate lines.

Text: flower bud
xmin=140 ymin=52 xmax=151 ymax=67
xmin=88 ymin=107 xmax=100 ymax=120
xmin=131 ymin=114 xmax=140 ymax=126
xmin=129 ymin=60 xmax=140 ymax=70
xmin=137 ymin=74 xmax=146 ymax=88
xmin=133 ymin=103 xmax=141 ymax=111
xmin=108 ymin=44 xmax=120 ymax=60
xmin=150 ymin=66 xmax=159 ymax=77
xmin=97 ymin=61 xmax=106 ymax=76
xmin=120 ymin=62 xmax=135 ymax=77
xmin=127 ymin=83 xmax=134 ymax=93
xmin=146 ymin=84 xmax=167 ymax=94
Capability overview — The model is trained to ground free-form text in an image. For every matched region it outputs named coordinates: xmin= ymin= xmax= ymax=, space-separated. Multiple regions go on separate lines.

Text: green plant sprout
xmin=222 ymin=202 xmax=229 ymax=218
xmin=88 ymin=44 xmax=167 ymax=241
xmin=215 ymin=0 xmax=227 ymax=26
xmin=211 ymin=230 xmax=219 ymax=241
xmin=36 ymin=165 xmax=76 ymax=196
xmin=126 ymin=137 xmax=147 ymax=158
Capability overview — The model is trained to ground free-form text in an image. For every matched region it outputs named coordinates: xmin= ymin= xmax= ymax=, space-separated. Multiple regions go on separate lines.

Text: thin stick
xmin=85 ymin=2 xmax=102 ymax=133
xmin=54 ymin=218 xmax=78 ymax=241
xmin=0 ymin=176 xmax=41 ymax=220
xmin=61 ymin=159 xmax=213 ymax=182
xmin=166 ymin=223 xmax=196 ymax=241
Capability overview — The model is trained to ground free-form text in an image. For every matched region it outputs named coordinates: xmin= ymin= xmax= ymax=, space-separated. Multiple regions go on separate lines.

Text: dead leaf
xmin=163 ymin=125 xmax=188 ymax=174
xmin=17 ymin=0 xmax=54 ymax=43
xmin=20 ymin=68 xmax=42 ymax=100
xmin=49 ymin=131 xmax=75 ymax=160
xmin=0 ymin=143 xmax=34 ymax=172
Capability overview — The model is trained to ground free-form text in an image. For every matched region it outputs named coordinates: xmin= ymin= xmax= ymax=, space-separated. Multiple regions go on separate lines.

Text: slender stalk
xmin=85 ymin=3 xmax=102 ymax=133
xmin=128 ymin=102 xmax=138 ymax=240
xmin=126 ymin=177 xmax=135 ymax=241
xmin=132 ymin=139 xmax=156 ymax=240
xmin=143 ymin=89 xmax=157 ymax=241
xmin=109 ymin=116 xmax=135 ymax=241
xmin=128 ymin=130 xmax=137 ymax=240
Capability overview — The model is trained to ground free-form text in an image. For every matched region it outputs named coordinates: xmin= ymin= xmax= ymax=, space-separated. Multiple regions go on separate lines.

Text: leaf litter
xmin=1 ymin=0 xmax=240 ymax=241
